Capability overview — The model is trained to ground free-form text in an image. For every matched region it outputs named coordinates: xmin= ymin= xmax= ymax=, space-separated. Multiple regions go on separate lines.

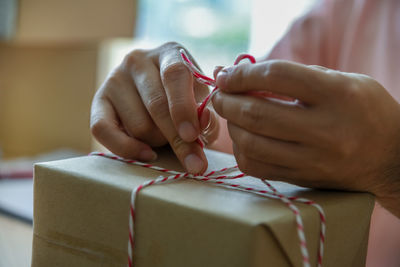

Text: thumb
xmin=215 ymin=64 xmax=250 ymax=92
xmin=213 ymin=65 xmax=224 ymax=80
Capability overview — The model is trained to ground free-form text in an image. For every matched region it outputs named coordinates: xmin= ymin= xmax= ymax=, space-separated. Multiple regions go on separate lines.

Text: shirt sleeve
xmin=264 ymin=0 xmax=336 ymax=67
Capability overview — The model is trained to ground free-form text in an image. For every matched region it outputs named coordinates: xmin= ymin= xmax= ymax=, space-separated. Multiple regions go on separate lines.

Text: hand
xmin=212 ymin=60 xmax=400 ymax=217
xmin=90 ymin=42 xmax=220 ymax=174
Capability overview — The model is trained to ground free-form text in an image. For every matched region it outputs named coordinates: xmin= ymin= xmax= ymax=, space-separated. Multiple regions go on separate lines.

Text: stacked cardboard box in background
xmin=15 ymin=0 xmax=136 ymax=43
xmin=0 ymin=0 xmax=137 ymax=158
xmin=0 ymin=42 xmax=98 ymax=157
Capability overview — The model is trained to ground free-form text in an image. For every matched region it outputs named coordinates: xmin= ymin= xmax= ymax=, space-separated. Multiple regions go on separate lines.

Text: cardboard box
xmin=0 ymin=42 xmax=99 ymax=158
xmin=15 ymin=0 xmax=137 ymax=43
xmin=32 ymin=148 xmax=374 ymax=267
xmin=0 ymin=39 xmax=138 ymax=158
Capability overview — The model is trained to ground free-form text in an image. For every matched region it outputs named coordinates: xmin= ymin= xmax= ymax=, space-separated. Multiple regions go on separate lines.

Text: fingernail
xmin=178 ymin=121 xmax=197 ymax=142
xmin=139 ymin=149 xmax=157 ymax=161
xmin=213 ymin=66 xmax=224 ymax=79
xmin=184 ymin=154 xmax=204 ymax=174
xmin=216 ymin=67 xmax=231 ymax=88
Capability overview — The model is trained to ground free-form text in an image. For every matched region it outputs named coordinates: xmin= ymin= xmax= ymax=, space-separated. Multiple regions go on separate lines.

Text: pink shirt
xmin=267 ymin=0 xmax=400 ymax=103
xmin=213 ymin=0 xmax=400 ymax=265
xmin=267 ymin=0 xmax=400 ymax=266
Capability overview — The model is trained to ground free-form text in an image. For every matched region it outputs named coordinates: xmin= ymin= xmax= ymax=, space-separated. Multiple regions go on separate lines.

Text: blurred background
xmin=0 ymin=0 xmax=316 ymax=266
xmin=0 ymin=0 xmax=317 ymax=159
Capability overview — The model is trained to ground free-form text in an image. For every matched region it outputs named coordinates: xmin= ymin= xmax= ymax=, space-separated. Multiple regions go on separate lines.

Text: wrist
xmin=373 ymin=116 xmax=400 ymax=218
xmin=373 ymin=164 xmax=400 ymax=218
xmin=376 ymin=192 xmax=400 ymax=219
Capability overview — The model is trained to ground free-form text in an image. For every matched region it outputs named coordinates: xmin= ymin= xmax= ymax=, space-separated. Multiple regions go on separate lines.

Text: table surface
xmin=0 ymin=214 xmax=32 ymax=267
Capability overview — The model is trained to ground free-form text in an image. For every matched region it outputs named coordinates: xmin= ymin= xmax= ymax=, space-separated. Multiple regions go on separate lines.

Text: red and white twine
xmin=90 ymin=49 xmax=326 ymax=267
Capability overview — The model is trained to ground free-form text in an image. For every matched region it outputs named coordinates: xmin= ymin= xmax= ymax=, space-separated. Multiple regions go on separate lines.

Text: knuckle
xmin=162 ymin=41 xmax=182 ymax=50
xmin=157 ymin=42 xmax=185 ymax=57
xmin=168 ymin=93 xmax=188 ymax=110
xmin=263 ymin=60 xmax=287 ymax=78
xmin=146 ymin=93 xmax=169 ymax=116
xmin=230 ymin=64 xmax=244 ymax=88
xmin=123 ymin=49 xmax=147 ymax=68
xmin=90 ymin=118 xmax=108 ymax=139
xmin=170 ymin=135 xmax=187 ymax=153
xmin=343 ymin=78 xmax=362 ymax=99
xmin=105 ymin=73 xmax=124 ymax=89
xmin=240 ymin=101 xmax=262 ymax=127
xmin=335 ymin=136 xmax=357 ymax=159
xmin=333 ymin=74 xmax=367 ymax=103
xmin=162 ymin=62 xmax=189 ymax=84
xmin=230 ymin=64 xmax=246 ymax=89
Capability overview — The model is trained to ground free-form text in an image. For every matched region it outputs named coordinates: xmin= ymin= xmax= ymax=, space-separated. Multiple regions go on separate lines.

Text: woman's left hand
xmin=212 ymin=60 xmax=400 ymax=217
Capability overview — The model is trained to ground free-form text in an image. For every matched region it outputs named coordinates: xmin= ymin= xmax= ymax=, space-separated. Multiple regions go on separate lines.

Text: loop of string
xmin=90 ymin=49 xmax=326 ymax=267
xmin=179 ymin=48 xmax=256 ymax=122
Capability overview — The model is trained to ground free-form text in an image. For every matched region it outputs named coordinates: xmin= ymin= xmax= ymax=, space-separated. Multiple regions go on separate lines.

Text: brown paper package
xmin=32 ymin=148 xmax=374 ymax=267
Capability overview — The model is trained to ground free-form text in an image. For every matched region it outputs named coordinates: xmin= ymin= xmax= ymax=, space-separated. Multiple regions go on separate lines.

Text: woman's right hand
xmin=90 ymin=42 xmax=220 ymax=174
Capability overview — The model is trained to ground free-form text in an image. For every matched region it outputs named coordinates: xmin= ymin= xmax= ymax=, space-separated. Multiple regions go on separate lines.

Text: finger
xmin=105 ymin=72 xmax=166 ymax=147
xmin=212 ymin=91 xmax=311 ymax=142
xmin=215 ymin=60 xmax=329 ymax=104
xmin=134 ymin=63 xmax=207 ymax=174
xmin=194 ymin=80 xmax=210 ymax=103
xmin=159 ymin=49 xmax=208 ymax=142
xmin=213 ymin=66 xmax=224 ymax=80
xmin=233 ymin=143 xmax=295 ymax=181
xmin=228 ymin=123 xmax=305 ymax=168
xmin=90 ymin=95 xmax=157 ymax=161
xmin=308 ymin=65 xmax=329 ymax=71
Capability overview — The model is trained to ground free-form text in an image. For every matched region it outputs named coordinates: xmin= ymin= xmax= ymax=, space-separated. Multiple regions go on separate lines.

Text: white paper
xmin=0 ymin=179 xmax=33 ymax=222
